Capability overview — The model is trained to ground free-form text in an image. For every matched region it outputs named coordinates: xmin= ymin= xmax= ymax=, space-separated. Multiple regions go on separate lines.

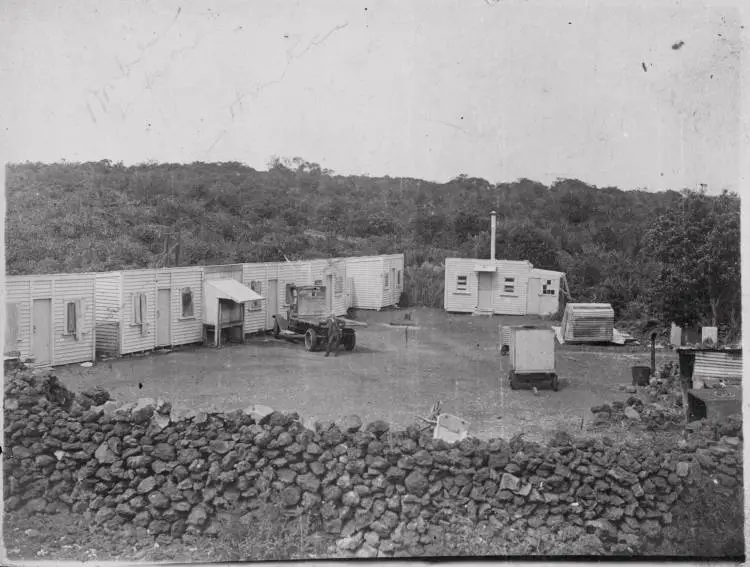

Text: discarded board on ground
xmin=433 ymin=413 xmax=469 ymax=443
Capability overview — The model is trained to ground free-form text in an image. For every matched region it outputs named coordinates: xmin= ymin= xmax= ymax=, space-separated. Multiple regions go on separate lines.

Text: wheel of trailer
xmin=272 ymin=320 xmax=280 ymax=338
xmin=304 ymin=328 xmax=318 ymax=352
xmin=509 ymin=371 xmax=518 ymax=390
xmin=551 ymin=374 xmax=559 ymax=392
xmin=343 ymin=332 xmax=356 ymax=351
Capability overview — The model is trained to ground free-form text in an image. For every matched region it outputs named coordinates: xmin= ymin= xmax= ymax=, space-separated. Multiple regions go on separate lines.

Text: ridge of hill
xmin=4 ymin=159 xmax=740 ymax=327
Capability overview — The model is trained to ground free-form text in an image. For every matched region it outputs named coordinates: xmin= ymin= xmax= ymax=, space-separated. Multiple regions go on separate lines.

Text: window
xmin=248 ymin=280 xmax=263 ymax=311
xmin=64 ymin=301 xmax=79 ymax=335
xmin=397 ymin=270 xmax=402 ymax=287
xmin=503 ymin=277 xmax=516 ymax=294
xmin=542 ymin=280 xmax=556 ymax=296
xmin=285 ymin=283 xmax=295 ymax=305
xmin=456 ymin=275 xmax=468 ymax=292
xmin=133 ymin=293 xmax=147 ymax=324
xmin=181 ymin=288 xmax=194 ymax=318
xmin=335 ymin=275 xmax=344 ymax=295
xmin=384 ymin=272 xmax=390 ymax=289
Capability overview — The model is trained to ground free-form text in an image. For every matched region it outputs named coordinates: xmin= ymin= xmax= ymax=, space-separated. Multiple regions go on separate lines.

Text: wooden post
xmin=650 ymin=332 xmax=657 ymax=376
xmin=216 ymin=301 xmax=220 ymax=348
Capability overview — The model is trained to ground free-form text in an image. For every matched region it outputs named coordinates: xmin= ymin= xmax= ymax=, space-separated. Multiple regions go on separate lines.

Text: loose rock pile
xmin=591 ymin=362 xmax=688 ymax=431
xmin=3 ymin=367 xmax=743 ymax=557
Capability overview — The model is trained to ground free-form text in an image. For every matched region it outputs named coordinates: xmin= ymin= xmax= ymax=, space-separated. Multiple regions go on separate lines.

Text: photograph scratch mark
xmin=227 ymin=22 xmax=348 ymax=121
xmin=205 ymin=130 xmax=228 ymax=156
xmin=85 ymin=102 xmax=98 ymax=124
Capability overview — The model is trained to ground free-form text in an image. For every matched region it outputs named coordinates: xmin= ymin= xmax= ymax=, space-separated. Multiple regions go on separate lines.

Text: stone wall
xmin=3 ymin=367 xmax=743 ymax=557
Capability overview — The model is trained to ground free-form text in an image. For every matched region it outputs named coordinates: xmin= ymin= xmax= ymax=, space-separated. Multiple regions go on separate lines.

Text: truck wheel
xmin=305 ymin=328 xmax=318 ymax=352
xmin=509 ymin=372 xmax=518 ymax=390
xmin=272 ymin=320 xmax=280 ymax=338
xmin=343 ymin=333 xmax=356 ymax=351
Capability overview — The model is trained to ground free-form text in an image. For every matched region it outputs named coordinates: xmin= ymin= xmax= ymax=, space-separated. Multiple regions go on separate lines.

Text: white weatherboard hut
xmin=345 ymin=254 xmax=404 ymax=310
xmin=444 ymin=211 xmax=565 ymax=316
xmin=94 ymin=267 xmax=204 ymax=357
xmin=5 ymin=273 xmax=97 ymax=366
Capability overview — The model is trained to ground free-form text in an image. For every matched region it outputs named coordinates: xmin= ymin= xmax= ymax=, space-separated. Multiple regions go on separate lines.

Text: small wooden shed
xmin=5 ymin=273 xmax=96 ymax=366
xmin=444 ymin=258 xmax=565 ymax=316
xmin=345 ymin=254 xmax=404 ymax=310
xmin=560 ymin=303 xmax=615 ymax=343
xmin=203 ymin=278 xmax=263 ymax=347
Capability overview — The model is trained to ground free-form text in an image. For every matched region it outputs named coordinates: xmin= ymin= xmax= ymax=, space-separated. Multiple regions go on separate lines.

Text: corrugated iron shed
xmin=560 ymin=303 xmax=615 ymax=343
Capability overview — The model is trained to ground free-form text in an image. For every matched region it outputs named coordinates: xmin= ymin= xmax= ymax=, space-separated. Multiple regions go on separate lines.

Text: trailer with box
xmin=506 ymin=325 xmax=559 ymax=391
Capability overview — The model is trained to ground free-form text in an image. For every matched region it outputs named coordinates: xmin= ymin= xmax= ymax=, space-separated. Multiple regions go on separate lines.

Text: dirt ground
xmin=55 ymin=307 xmax=674 ymax=443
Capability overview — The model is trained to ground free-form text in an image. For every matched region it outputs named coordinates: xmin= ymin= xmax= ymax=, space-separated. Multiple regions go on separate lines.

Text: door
xmin=267 ymin=279 xmax=278 ymax=329
xmin=526 ymin=278 xmax=541 ymax=314
xmin=157 ymin=289 xmax=171 ymax=347
xmin=32 ymin=299 xmax=52 ymax=364
xmin=326 ymin=275 xmax=333 ymax=313
xmin=477 ymin=273 xmax=494 ymax=311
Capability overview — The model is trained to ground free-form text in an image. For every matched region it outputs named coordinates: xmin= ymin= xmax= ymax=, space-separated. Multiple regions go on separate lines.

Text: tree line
xmin=5 ymin=159 xmax=741 ymax=330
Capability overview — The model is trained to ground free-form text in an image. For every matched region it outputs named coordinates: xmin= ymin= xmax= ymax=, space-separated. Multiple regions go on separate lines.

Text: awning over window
xmin=207 ymin=279 xmax=264 ymax=303
xmin=473 ymin=263 xmax=497 ymax=272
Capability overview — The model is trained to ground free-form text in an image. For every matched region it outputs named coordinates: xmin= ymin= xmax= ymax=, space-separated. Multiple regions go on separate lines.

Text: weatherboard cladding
xmin=693 ymin=351 xmax=743 ymax=383
xmin=276 ymin=261 xmax=314 ymax=312
xmin=343 ymin=254 xmax=404 ymax=310
xmin=158 ymin=267 xmax=203 ymax=347
xmin=493 ymin=261 xmax=531 ymax=316
xmin=5 ymin=273 xmax=96 ymax=365
xmin=444 ymin=259 xmax=479 ymax=313
xmin=382 ymin=256 xmax=404 ymax=307
xmin=345 ymin=257 xmax=383 ymax=310
xmin=241 ymin=263 xmax=268 ymax=333
xmin=120 ymin=269 xmax=157 ymax=355
xmin=561 ymin=304 xmax=615 ymax=342
xmin=94 ymin=273 xmax=122 ymax=356
xmin=308 ymin=258 xmax=348 ymax=316
xmin=443 ymin=258 xmax=532 ymax=315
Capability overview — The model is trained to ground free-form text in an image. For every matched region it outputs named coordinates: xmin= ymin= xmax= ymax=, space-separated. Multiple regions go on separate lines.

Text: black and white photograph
xmin=1 ymin=0 xmax=745 ymax=562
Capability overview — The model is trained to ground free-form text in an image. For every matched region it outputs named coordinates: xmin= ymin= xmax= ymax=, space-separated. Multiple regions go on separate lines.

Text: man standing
xmin=324 ymin=314 xmax=342 ymax=357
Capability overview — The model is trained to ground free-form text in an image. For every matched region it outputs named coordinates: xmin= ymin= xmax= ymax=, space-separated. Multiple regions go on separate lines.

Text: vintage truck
xmin=271 ymin=284 xmax=364 ymax=352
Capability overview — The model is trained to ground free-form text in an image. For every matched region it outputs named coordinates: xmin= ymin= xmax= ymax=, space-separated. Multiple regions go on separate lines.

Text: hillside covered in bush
xmin=4 ymin=159 xmax=741 ymax=327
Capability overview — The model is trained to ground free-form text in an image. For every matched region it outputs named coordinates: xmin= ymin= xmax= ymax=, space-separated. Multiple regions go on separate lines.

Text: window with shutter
xmin=66 ymin=301 xmax=77 ymax=334
xmin=456 ymin=275 xmax=468 ymax=292
xmin=181 ymin=288 xmax=194 ymax=317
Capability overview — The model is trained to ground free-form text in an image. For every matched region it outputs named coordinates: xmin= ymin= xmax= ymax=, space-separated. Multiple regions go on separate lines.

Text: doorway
xmin=157 ymin=289 xmax=171 ymax=347
xmin=32 ymin=298 xmax=52 ymax=364
xmin=526 ymin=278 xmax=541 ymax=314
xmin=267 ymin=279 xmax=278 ymax=329
xmin=477 ymin=273 xmax=494 ymax=311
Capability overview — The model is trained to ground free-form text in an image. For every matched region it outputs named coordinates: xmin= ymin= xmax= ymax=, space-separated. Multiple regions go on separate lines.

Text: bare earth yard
xmin=56 ymin=308 xmax=673 ymax=443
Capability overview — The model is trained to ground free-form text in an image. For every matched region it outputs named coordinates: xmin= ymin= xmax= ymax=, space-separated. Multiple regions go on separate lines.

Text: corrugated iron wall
xmin=561 ymin=304 xmax=614 ymax=342
xmin=693 ymin=351 xmax=743 ymax=383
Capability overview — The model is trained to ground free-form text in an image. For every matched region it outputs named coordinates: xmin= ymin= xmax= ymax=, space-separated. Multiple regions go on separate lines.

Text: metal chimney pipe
xmin=490 ymin=210 xmax=497 ymax=261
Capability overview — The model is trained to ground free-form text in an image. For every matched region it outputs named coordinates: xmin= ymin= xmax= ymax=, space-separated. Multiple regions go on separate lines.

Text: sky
xmin=0 ymin=0 xmax=745 ymax=193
